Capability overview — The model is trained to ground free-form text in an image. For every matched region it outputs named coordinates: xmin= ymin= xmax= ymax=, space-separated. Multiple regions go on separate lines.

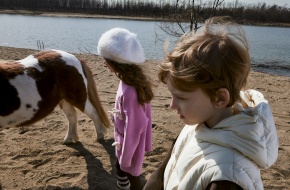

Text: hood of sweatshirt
xmin=195 ymin=89 xmax=279 ymax=169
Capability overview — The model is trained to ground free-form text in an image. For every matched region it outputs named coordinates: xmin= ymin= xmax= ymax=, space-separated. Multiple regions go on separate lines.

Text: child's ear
xmin=214 ymin=88 xmax=230 ymax=108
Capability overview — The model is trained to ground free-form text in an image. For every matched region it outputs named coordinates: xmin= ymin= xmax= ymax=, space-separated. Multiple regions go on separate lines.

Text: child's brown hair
xmin=106 ymin=59 xmax=154 ymax=105
xmin=158 ymin=16 xmax=250 ymax=106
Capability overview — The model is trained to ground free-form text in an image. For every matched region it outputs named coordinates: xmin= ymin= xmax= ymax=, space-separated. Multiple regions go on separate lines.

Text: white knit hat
xmin=97 ymin=28 xmax=145 ymax=64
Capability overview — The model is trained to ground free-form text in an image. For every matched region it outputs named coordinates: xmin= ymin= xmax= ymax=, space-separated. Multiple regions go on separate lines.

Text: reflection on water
xmin=1 ymin=14 xmax=290 ymax=76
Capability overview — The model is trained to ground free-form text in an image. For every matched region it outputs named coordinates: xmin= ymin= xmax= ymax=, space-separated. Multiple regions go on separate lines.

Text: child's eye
xmin=171 ymin=93 xmax=187 ymax=100
xmin=176 ymin=95 xmax=186 ymax=100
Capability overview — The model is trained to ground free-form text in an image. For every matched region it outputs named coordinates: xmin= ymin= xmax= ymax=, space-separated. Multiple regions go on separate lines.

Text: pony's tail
xmin=81 ymin=60 xmax=111 ymax=128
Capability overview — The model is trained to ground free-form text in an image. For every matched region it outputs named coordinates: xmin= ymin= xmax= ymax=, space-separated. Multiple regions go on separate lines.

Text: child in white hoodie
xmin=144 ymin=16 xmax=279 ymax=190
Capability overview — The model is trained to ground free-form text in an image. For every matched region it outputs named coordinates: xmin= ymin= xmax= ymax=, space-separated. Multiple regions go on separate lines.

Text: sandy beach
xmin=0 ymin=46 xmax=289 ymax=189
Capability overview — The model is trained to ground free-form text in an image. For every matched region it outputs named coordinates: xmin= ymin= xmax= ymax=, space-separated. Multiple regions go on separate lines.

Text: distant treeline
xmin=0 ymin=0 xmax=290 ymax=24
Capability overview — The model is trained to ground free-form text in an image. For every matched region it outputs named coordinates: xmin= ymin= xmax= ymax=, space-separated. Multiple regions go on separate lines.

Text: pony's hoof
xmin=63 ymin=136 xmax=79 ymax=144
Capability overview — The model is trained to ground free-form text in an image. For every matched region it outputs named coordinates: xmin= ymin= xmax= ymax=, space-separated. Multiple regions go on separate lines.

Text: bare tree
xmin=156 ymin=0 xmax=224 ymax=39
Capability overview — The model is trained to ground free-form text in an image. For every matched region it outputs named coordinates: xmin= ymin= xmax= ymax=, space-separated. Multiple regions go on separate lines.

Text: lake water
xmin=1 ymin=13 xmax=290 ymax=76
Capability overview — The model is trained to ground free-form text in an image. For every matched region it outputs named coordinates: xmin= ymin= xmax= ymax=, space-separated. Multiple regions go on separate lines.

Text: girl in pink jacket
xmin=97 ymin=27 xmax=154 ymax=190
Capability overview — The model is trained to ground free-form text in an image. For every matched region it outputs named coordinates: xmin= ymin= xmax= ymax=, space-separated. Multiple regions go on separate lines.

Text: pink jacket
xmin=112 ymin=81 xmax=152 ymax=176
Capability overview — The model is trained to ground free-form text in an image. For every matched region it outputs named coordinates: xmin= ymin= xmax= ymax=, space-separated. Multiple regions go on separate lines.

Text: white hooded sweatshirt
xmin=163 ymin=90 xmax=279 ymax=190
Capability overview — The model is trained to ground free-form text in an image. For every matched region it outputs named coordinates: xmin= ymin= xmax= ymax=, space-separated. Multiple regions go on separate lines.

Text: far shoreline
xmin=0 ymin=9 xmax=162 ymax=21
xmin=1 ymin=9 xmax=290 ymax=28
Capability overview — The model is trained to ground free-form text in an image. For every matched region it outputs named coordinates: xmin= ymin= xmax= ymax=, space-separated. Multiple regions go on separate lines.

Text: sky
xmin=229 ymin=0 xmax=289 ymax=7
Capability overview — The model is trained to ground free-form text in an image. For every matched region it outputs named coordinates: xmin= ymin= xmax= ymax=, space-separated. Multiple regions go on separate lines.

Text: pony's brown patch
xmin=0 ymin=61 xmax=25 ymax=79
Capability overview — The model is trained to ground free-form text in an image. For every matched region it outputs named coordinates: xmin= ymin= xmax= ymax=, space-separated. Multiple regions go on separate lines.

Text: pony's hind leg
xmin=59 ymin=100 xmax=79 ymax=144
xmin=83 ymin=100 xmax=107 ymax=141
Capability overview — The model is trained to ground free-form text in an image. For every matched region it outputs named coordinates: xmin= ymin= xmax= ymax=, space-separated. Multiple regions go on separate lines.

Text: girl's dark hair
xmin=105 ymin=59 xmax=154 ymax=105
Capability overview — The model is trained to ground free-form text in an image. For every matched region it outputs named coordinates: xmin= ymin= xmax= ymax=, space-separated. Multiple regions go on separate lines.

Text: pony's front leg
xmin=59 ymin=100 xmax=79 ymax=144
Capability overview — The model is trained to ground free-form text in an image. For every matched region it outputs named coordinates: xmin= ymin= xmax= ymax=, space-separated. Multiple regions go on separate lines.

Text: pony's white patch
xmin=18 ymin=55 xmax=43 ymax=72
xmin=53 ymin=50 xmax=88 ymax=87
xmin=0 ymin=74 xmax=42 ymax=126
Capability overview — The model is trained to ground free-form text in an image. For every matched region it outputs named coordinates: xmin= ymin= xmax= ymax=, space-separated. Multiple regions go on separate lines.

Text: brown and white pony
xmin=0 ymin=49 xmax=111 ymax=144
